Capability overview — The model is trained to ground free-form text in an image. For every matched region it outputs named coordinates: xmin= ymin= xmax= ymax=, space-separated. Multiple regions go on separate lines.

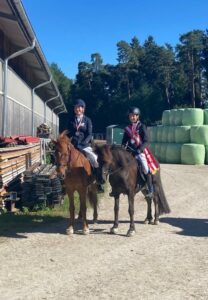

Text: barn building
xmin=0 ymin=0 xmax=67 ymax=138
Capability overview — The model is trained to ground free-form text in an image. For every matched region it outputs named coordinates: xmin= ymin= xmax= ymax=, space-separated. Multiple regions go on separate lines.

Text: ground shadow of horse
xmin=161 ymin=217 xmax=208 ymax=237
xmin=0 ymin=213 xmax=149 ymax=240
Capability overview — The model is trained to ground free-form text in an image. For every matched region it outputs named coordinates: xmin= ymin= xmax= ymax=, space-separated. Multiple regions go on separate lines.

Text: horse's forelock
xmin=99 ymin=144 xmax=113 ymax=162
xmin=57 ymin=130 xmax=69 ymax=143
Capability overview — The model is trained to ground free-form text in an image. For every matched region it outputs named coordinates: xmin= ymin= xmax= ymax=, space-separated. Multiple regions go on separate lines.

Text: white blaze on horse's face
xmin=102 ymin=167 xmax=108 ymax=182
xmin=100 ymin=161 xmax=110 ymax=183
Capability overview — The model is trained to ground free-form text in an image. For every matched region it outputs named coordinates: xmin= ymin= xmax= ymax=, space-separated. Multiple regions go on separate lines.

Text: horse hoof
xmin=144 ymin=218 xmax=153 ymax=224
xmin=154 ymin=220 xmax=159 ymax=225
xmin=110 ymin=227 xmax=118 ymax=234
xmin=93 ymin=218 xmax=98 ymax=224
xmin=83 ymin=228 xmax=90 ymax=235
xmin=66 ymin=228 xmax=74 ymax=235
xmin=126 ymin=229 xmax=136 ymax=237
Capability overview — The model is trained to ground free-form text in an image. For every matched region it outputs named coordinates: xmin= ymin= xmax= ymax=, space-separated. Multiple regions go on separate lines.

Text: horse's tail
xmin=154 ymin=170 xmax=171 ymax=215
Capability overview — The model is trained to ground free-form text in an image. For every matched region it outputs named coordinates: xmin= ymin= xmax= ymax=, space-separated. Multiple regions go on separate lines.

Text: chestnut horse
xmin=55 ymin=130 xmax=98 ymax=235
xmin=95 ymin=144 xmax=170 ymax=237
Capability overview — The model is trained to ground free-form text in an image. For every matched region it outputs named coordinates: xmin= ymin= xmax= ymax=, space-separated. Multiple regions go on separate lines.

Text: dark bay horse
xmin=95 ymin=144 xmax=170 ymax=237
xmin=55 ymin=130 xmax=98 ymax=235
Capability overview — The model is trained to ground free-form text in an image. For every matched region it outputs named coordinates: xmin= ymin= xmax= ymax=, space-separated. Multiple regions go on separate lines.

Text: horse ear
xmin=60 ymin=130 xmax=69 ymax=138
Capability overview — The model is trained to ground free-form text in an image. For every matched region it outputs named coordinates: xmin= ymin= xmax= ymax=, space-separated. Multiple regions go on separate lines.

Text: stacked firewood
xmin=0 ymin=143 xmax=41 ymax=190
xmin=22 ymin=164 xmax=63 ymax=209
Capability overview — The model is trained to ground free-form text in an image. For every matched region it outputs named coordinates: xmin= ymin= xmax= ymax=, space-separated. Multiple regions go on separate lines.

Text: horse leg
xmin=66 ymin=191 xmax=75 ymax=235
xmin=80 ymin=189 xmax=90 ymax=235
xmin=153 ymin=194 xmax=160 ymax=225
xmin=126 ymin=193 xmax=136 ymax=237
xmin=110 ymin=195 xmax=120 ymax=234
xmin=144 ymin=196 xmax=153 ymax=224
xmin=88 ymin=184 xmax=98 ymax=223
xmin=141 ymin=189 xmax=153 ymax=224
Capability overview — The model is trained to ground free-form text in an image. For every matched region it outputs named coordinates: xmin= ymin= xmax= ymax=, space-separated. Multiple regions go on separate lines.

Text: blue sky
xmin=22 ymin=0 xmax=208 ymax=80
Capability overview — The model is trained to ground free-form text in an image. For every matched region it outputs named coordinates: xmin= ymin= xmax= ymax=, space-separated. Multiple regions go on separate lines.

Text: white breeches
xmin=83 ymin=146 xmax=99 ymax=168
xmin=135 ymin=152 xmax=149 ymax=175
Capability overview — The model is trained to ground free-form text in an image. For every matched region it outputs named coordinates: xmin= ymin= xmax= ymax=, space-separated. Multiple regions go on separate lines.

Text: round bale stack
xmin=148 ymin=108 xmax=208 ymax=165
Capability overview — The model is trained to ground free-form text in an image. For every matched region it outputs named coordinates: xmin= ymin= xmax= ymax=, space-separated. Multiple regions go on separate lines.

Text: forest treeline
xmin=50 ymin=29 xmax=208 ymax=133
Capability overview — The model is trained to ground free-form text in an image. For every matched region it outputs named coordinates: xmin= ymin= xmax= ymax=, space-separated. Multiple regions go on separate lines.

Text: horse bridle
xmin=101 ymin=162 xmax=125 ymax=177
xmin=56 ymin=144 xmax=81 ymax=170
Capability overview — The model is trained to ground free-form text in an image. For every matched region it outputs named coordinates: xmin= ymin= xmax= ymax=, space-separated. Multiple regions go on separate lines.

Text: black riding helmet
xmin=128 ymin=106 xmax=141 ymax=115
xmin=74 ymin=99 xmax=86 ymax=108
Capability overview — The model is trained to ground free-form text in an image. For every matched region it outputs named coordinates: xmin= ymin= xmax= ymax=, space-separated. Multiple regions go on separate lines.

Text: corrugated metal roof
xmin=0 ymin=0 xmax=67 ymax=113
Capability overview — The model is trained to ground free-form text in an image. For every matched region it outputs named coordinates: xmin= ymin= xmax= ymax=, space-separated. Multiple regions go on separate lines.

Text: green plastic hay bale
xmin=204 ymin=109 xmax=208 ymax=125
xmin=181 ymin=144 xmax=205 ymax=165
xmin=154 ymin=143 xmax=162 ymax=162
xmin=148 ymin=143 xmax=156 ymax=156
xmin=156 ymin=126 xmax=163 ymax=142
xmin=161 ymin=126 xmax=169 ymax=143
xmin=205 ymin=145 xmax=208 ymax=165
xmin=147 ymin=126 xmax=151 ymax=142
xmin=175 ymin=126 xmax=191 ymax=143
xmin=162 ymin=110 xmax=170 ymax=125
xmin=174 ymin=109 xmax=184 ymax=125
xmin=182 ymin=108 xmax=204 ymax=126
xmin=167 ymin=126 xmax=176 ymax=143
xmin=152 ymin=126 xmax=158 ymax=142
xmin=190 ymin=125 xmax=208 ymax=145
xmin=166 ymin=143 xmax=182 ymax=164
xmin=160 ymin=143 xmax=167 ymax=163
xmin=169 ymin=109 xmax=177 ymax=125
xmin=148 ymin=126 xmax=157 ymax=142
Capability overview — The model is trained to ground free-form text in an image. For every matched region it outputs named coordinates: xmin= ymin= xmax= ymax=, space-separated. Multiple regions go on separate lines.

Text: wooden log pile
xmin=22 ymin=164 xmax=63 ymax=209
xmin=0 ymin=143 xmax=41 ymax=191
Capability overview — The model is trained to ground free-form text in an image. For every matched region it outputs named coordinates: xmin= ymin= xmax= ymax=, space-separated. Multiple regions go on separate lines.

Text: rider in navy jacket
xmin=121 ymin=106 xmax=154 ymax=198
xmin=68 ymin=112 xmax=93 ymax=150
xmin=67 ymin=99 xmax=104 ymax=192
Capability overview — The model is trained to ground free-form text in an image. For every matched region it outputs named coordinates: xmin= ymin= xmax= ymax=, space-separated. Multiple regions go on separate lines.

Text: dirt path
xmin=0 ymin=164 xmax=208 ymax=300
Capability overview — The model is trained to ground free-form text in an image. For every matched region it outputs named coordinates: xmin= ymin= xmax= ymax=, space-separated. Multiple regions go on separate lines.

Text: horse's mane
xmin=110 ymin=145 xmax=135 ymax=167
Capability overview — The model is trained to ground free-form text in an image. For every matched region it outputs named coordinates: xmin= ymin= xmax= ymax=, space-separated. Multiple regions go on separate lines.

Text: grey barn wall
xmin=0 ymin=59 xmax=59 ymax=137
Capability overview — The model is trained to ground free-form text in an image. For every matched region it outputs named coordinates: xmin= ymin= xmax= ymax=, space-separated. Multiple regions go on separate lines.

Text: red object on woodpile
xmin=17 ymin=136 xmax=40 ymax=144
xmin=0 ymin=136 xmax=40 ymax=146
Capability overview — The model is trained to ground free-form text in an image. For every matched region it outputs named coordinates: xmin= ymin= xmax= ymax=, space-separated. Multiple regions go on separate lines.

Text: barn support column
xmin=44 ymin=93 xmax=59 ymax=123
xmin=31 ymin=76 xmax=52 ymax=136
xmin=1 ymin=39 xmax=36 ymax=137
xmin=51 ymin=104 xmax=64 ymax=138
xmin=56 ymin=109 xmax=65 ymax=137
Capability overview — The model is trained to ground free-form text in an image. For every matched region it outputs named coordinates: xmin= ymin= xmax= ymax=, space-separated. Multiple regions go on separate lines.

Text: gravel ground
xmin=0 ymin=164 xmax=208 ymax=300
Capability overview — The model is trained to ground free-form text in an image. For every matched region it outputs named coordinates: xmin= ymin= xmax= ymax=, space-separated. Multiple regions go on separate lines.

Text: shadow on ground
xmin=0 ymin=213 xmax=69 ymax=239
xmin=161 ymin=217 xmax=208 ymax=237
xmin=0 ymin=213 xmax=146 ymax=239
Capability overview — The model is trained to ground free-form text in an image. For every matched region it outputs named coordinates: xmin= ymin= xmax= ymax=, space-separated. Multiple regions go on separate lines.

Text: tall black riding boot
xmin=145 ymin=173 xmax=154 ymax=198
